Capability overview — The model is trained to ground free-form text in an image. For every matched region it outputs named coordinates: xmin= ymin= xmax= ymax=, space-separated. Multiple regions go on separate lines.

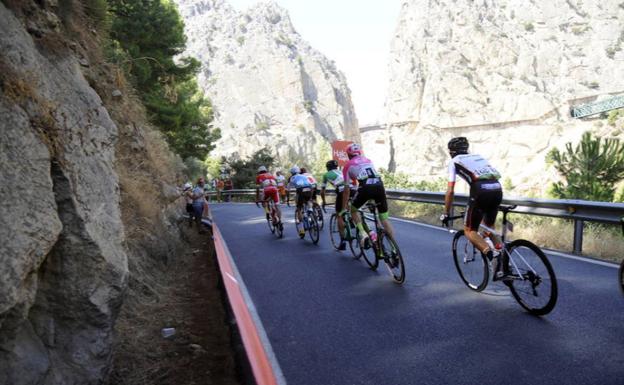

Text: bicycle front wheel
xmin=308 ymin=215 xmax=320 ymax=244
xmin=619 ymin=260 xmax=624 ymax=295
xmin=506 ymin=239 xmax=558 ymax=316
xmin=381 ymin=233 xmax=405 ymax=283
xmin=452 ymin=230 xmax=488 ymax=292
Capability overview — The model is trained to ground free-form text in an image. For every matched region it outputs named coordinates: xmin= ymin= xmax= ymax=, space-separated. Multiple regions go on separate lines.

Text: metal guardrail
xmin=206 ymin=188 xmax=624 ymax=255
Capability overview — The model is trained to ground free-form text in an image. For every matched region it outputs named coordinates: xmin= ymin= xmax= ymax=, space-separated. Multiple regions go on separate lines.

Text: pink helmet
xmin=346 ymin=143 xmax=362 ymax=157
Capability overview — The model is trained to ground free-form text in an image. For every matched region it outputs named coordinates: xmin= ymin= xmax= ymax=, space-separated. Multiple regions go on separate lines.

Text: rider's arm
xmin=444 ymin=182 xmax=455 ymax=215
xmin=444 ymin=160 xmax=457 ymax=215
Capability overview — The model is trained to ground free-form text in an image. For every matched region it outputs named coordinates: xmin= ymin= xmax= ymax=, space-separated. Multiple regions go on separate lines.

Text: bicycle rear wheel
xmin=275 ymin=220 xmax=283 ymax=238
xmin=329 ymin=214 xmax=341 ymax=250
xmin=506 ymin=239 xmax=557 ymax=316
xmin=620 ymin=260 xmax=624 ymax=295
xmin=308 ymin=215 xmax=320 ymax=244
xmin=452 ymin=230 xmax=488 ymax=292
xmin=348 ymin=225 xmax=363 ymax=259
xmin=381 ymin=232 xmax=405 ymax=283
xmin=313 ymin=203 xmax=324 ymax=230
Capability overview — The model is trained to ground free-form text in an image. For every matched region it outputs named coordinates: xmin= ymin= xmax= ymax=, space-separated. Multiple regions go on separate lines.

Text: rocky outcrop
xmin=367 ymin=0 xmax=624 ymax=193
xmin=175 ymin=0 xmax=359 ymax=163
xmin=0 ymin=2 xmax=127 ymax=383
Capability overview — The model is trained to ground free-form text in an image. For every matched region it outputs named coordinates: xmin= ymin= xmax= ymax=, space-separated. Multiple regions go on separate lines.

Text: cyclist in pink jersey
xmin=339 ymin=143 xmax=395 ymax=246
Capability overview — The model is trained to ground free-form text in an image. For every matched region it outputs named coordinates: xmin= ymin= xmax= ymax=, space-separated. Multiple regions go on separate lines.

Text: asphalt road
xmin=211 ymin=203 xmax=624 ymax=385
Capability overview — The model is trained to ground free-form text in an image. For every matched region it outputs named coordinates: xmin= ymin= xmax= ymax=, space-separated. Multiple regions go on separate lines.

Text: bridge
xmin=208 ymin=201 xmax=624 ymax=385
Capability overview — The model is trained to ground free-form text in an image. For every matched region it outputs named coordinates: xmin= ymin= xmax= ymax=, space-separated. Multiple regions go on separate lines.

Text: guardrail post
xmin=573 ymin=219 xmax=584 ymax=254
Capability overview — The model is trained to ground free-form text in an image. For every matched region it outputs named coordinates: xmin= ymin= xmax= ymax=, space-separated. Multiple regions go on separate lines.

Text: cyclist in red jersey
xmin=255 ymin=166 xmax=281 ymax=224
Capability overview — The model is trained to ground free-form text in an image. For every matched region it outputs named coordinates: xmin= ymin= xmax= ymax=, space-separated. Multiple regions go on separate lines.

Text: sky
xmin=228 ymin=0 xmax=402 ymax=125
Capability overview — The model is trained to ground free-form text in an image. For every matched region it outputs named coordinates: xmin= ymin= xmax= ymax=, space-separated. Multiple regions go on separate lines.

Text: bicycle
xmin=354 ymin=202 xmax=406 ymax=284
xmin=294 ymin=195 xmax=320 ymax=244
xmin=619 ymin=218 xmax=623 ymax=294
xmin=256 ymin=199 xmax=283 ymax=238
xmin=448 ymin=205 xmax=558 ymax=315
xmin=329 ymin=208 xmax=366 ymax=259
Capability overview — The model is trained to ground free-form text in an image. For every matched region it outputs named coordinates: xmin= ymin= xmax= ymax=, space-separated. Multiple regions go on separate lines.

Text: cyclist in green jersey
xmin=321 ymin=160 xmax=353 ymax=250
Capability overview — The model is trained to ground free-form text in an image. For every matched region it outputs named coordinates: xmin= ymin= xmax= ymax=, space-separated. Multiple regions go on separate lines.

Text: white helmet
xmin=183 ymin=182 xmax=192 ymax=191
xmin=257 ymin=165 xmax=267 ymax=173
xmin=290 ymin=165 xmax=300 ymax=174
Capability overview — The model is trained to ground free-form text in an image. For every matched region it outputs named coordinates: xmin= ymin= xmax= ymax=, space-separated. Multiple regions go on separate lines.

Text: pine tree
xmin=547 ymin=132 xmax=624 ymax=201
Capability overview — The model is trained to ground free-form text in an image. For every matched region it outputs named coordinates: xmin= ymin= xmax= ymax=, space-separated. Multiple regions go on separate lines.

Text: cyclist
xmin=289 ymin=165 xmax=314 ymax=237
xmin=440 ymin=137 xmax=505 ymax=280
xmin=275 ymin=170 xmax=287 ymax=204
xmin=321 ymin=159 xmax=352 ymax=250
xmin=255 ymin=166 xmax=281 ymax=224
xmin=339 ymin=143 xmax=394 ymax=246
xmin=300 ymin=167 xmax=318 ymax=203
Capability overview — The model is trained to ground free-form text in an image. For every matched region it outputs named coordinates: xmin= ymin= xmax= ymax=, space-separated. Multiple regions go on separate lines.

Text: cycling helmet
xmin=326 ymin=159 xmax=338 ymax=171
xmin=346 ymin=143 xmax=362 ymax=158
xmin=448 ymin=137 xmax=469 ymax=156
xmin=183 ymin=182 xmax=192 ymax=191
xmin=290 ymin=165 xmax=300 ymax=174
xmin=257 ymin=165 xmax=267 ymax=173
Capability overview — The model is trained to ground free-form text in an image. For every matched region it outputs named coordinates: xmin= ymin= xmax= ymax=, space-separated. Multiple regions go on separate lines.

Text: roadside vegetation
xmin=87 ymin=0 xmax=220 ymax=166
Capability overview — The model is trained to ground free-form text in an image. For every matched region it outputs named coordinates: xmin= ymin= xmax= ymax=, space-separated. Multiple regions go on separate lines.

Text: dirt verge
xmin=109 ymin=222 xmax=242 ymax=385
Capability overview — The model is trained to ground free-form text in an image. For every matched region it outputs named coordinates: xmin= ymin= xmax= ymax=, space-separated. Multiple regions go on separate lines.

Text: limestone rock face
xmin=175 ymin=0 xmax=360 ymax=162
xmin=368 ymin=0 xmax=624 ymax=193
xmin=0 ymin=3 xmax=128 ymax=383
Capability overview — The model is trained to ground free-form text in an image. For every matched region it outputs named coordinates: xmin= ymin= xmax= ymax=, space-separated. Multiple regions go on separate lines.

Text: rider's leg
xmin=379 ymin=212 xmax=395 ymax=239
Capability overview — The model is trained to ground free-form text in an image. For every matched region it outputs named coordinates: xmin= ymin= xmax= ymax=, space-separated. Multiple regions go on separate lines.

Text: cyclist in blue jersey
xmin=288 ymin=166 xmax=314 ymax=237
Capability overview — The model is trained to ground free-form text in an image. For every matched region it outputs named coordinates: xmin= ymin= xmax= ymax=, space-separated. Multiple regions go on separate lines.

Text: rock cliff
xmin=175 ymin=0 xmax=360 ymax=163
xmin=366 ymin=0 xmax=624 ymax=193
xmin=0 ymin=2 xmax=185 ymax=383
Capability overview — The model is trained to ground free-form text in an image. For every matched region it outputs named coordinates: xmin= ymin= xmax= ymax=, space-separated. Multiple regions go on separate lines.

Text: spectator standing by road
xmin=182 ymin=182 xmax=194 ymax=226
xmin=192 ymin=178 xmax=207 ymax=233
xmin=216 ymin=178 xmax=225 ymax=202
xmin=224 ymin=178 xmax=233 ymax=202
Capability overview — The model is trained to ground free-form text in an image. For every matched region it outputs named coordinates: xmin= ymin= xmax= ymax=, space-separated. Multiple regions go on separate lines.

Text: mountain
xmin=365 ymin=0 xmax=624 ymax=193
xmin=175 ymin=0 xmax=360 ymax=164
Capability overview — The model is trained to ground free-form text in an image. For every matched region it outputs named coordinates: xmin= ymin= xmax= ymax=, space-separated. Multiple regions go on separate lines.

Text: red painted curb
xmin=212 ymin=224 xmax=281 ymax=385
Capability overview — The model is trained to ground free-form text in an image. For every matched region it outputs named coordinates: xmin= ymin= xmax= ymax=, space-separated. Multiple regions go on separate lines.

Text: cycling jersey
xmin=256 ymin=173 xmax=279 ymax=204
xmin=289 ymin=174 xmax=312 ymax=189
xmin=449 ymin=153 xmax=503 ymax=230
xmin=343 ymin=155 xmax=382 ymax=186
xmin=343 ymin=155 xmax=388 ymax=216
xmin=275 ymin=174 xmax=286 ymax=187
xmin=448 ymin=154 xmax=501 ymax=186
xmin=322 ymin=169 xmax=346 ymax=191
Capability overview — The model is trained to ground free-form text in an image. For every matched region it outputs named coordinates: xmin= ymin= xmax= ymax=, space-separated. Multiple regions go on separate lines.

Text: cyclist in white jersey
xmin=441 ymin=137 xmax=506 ymax=280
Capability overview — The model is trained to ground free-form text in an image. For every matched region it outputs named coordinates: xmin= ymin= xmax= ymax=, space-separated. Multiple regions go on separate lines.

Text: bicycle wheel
xmin=329 ymin=214 xmax=341 ymax=250
xmin=380 ymin=232 xmax=405 ymax=283
xmin=359 ymin=215 xmax=378 ymax=270
xmin=295 ymin=211 xmax=305 ymax=239
xmin=313 ymin=203 xmax=324 ymax=230
xmin=348 ymin=223 xmax=363 ymax=260
xmin=308 ymin=214 xmax=320 ymax=244
xmin=452 ymin=230 xmax=488 ymax=292
xmin=275 ymin=220 xmax=284 ymax=238
xmin=505 ymin=239 xmax=558 ymax=316
xmin=619 ymin=260 xmax=624 ymax=295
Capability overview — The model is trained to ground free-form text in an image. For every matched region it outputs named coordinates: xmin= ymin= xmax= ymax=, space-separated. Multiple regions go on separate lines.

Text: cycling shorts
xmin=335 ymin=188 xmax=355 ymax=213
xmin=263 ymin=186 xmax=280 ymax=204
xmin=296 ymin=187 xmax=313 ymax=209
xmin=465 ymin=180 xmax=502 ymax=231
xmin=277 ymin=185 xmax=286 ymax=196
xmin=351 ymin=181 xmax=388 ymax=214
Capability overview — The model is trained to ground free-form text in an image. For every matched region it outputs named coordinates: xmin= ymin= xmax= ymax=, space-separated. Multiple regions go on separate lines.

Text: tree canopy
xmin=106 ymin=0 xmax=219 ymax=159
xmin=547 ymin=132 xmax=624 ymax=201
